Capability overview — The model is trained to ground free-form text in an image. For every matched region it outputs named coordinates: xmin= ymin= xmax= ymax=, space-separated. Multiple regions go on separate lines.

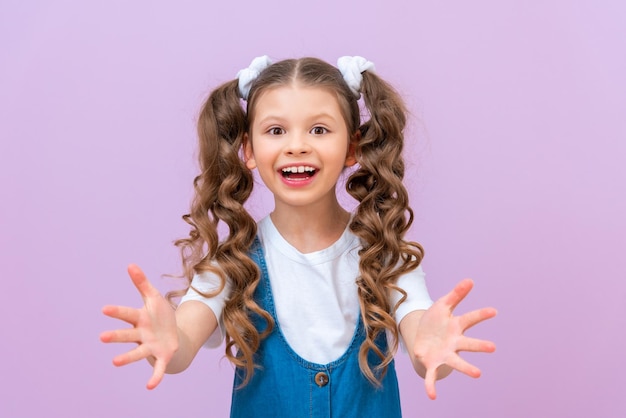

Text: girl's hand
xmin=412 ymin=279 xmax=497 ymax=400
xmin=100 ymin=264 xmax=179 ymax=390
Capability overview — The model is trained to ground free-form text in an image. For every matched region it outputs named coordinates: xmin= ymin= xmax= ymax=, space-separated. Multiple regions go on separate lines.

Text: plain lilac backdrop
xmin=1 ymin=0 xmax=624 ymax=417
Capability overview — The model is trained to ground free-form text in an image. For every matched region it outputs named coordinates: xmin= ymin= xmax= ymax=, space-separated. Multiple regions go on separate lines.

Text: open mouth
xmin=281 ymin=165 xmax=317 ymax=180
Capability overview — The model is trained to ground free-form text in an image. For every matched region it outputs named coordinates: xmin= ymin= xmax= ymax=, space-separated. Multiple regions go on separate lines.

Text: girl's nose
xmin=284 ymin=133 xmax=311 ymax=155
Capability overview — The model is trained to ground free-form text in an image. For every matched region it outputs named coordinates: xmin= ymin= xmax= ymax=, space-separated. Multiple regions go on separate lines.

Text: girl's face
xmin=245 ymin=85 xmax=356 ymax=212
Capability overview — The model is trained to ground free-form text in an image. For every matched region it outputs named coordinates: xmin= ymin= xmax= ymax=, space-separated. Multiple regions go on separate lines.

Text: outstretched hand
xmin=100 ymin=264 xmax=179 ymax=390
xmin=413 ymin=279 xmax=497 ymax=400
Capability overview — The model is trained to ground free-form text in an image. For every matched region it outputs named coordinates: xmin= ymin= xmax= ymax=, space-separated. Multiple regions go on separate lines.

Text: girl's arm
xmin=398 ymin=279 xmax=497 ymax=400
xmin=100 ymin=264 xmax=218 ymax=389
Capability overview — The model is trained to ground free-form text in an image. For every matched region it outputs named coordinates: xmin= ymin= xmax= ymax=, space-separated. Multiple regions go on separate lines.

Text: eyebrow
xmin=256 ymin=112 xmax=340 ymax=126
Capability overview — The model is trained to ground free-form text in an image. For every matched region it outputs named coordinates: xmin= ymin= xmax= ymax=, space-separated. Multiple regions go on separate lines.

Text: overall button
xmin=314 ymin=372 xmax=329 ymax=387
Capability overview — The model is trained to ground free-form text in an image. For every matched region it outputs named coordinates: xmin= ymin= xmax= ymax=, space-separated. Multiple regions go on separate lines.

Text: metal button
xmin=315 ymin=371 xmax=329 ymax=387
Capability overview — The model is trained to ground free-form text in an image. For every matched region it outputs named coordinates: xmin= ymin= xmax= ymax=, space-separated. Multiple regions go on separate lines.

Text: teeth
xmin=282 ymin=166 xmax=315 ymax=173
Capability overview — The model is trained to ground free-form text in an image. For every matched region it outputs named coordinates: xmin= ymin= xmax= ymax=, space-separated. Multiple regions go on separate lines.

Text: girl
xmin=101 ymin=56 xmax=496 ymax=417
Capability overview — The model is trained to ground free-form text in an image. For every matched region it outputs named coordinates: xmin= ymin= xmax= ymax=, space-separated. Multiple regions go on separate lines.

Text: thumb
xmin=146 ymin=358 xmax=167 ymax=390
xmin=424 ymin=367 xmax=438 ymax=400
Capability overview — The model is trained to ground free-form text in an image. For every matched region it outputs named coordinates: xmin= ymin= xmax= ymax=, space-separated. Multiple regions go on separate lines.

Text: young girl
xmin=101 ymin=56 xmax=496 ymax=417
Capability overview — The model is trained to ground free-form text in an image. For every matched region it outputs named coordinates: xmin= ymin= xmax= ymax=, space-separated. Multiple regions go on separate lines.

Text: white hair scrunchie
xmin=337 ymin=56 xmax=376 ymax=99
xmin=236 ymin=55 xmax=273 ymax=100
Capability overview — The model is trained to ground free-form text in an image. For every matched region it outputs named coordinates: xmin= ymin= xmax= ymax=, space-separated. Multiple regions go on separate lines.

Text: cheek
xmin=327 ymin=148 xmax=350 ymax=171
xmin=246 ymin=145 xmax=274 ymax=170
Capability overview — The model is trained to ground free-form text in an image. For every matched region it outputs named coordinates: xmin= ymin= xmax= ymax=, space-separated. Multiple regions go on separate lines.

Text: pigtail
xmin=167 ymin=79 xmax=273 ymax=386
xmin=347 ymin=71 xmax=425 ymax=385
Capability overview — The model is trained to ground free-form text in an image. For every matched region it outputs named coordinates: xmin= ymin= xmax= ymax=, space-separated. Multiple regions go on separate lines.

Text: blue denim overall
xmin=230 ymin=237 xmax=402 ymax=418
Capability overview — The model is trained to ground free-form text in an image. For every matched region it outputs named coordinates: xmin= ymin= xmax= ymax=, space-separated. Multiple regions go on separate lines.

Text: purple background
xmin=1 ymin=1 xmax=624 ymax=417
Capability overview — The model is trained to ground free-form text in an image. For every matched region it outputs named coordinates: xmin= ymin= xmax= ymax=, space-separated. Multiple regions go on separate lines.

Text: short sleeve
xmin=390 ymin=265 xmax=433 ymax=325
xmin=180 ymin=270 xmax=231 ymax=348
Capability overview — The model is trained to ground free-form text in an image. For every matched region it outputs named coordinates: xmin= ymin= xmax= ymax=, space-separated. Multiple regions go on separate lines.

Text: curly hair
xmin=167 ymin=57 xmax=424 ymax=387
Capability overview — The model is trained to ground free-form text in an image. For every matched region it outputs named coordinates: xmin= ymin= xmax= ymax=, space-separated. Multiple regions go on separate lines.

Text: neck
xmin=270 ymin=200 xmax=351 ymax=253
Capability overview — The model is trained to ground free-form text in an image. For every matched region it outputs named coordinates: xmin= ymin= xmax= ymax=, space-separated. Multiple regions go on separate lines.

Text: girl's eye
xmin=311 ymin=126 xmax=328 ymax=135
xmin=268 ymin=127 xmax=285 ymax=135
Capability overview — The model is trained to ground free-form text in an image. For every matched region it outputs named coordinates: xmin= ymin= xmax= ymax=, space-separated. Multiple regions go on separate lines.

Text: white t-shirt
xmin=180 ymin=215 xmax=433 ymax=364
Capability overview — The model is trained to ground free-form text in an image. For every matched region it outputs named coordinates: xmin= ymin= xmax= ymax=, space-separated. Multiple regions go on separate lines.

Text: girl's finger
xmin=459 ymin=307 xmax=498 ymax=330
xmin=146 ymin=359 xmax=167 ymax=390
xmin=441 ymin=279 xmax=474 ymax=312
xmin=100 ymin=328 xmax=141 ymax=344
xmin=112 ymin=344 xmax=150 ymax=367
xmin=102 ymin=305 xmax=140 ymax=324
xmin=456 ymin=336 xmax=496 ymax=353
xmin=424 ymin=367 xmax=438 ymax=400
xmin=127 ymin=264 xmax=158 ymax=300
xmin=446 ymin=353 xmax=481 ymax=379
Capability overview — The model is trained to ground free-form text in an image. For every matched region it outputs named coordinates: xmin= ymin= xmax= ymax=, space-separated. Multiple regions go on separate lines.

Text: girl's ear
xmin=243 ymin=133 xmax=257 ymax=170
xmin=345 ymin=130 xmax=360 ymax=167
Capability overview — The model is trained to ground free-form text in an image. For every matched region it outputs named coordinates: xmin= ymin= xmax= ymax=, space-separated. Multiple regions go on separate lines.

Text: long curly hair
xmin=167 ymin=57 xmax=424 ymax=386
